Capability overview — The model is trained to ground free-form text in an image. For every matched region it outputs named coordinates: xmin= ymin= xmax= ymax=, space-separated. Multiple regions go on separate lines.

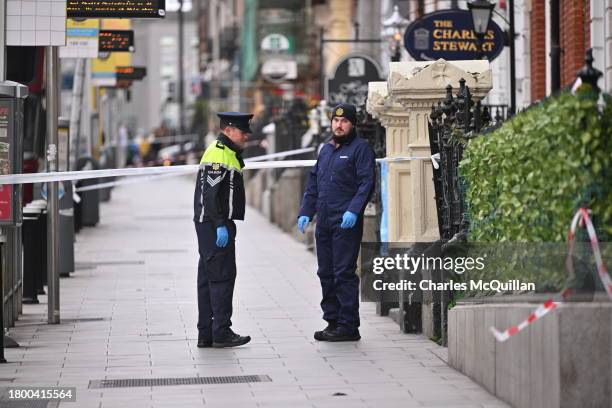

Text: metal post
xmin=45 ymin=46 xmax=60 ymax=324
xmin=508 ymin=0 xmax=517 ymax=115
xmin=0 ymin=0 xmax=8 ymax=363
xmin=475 ymin=34 xmax=486 ymax=60
xmin=0 ymin=229 xmax=5 ymax=363
xmin=211 ymin=0 xmax=220 ymax=121
xmin=178 ymin=0 xmax=185 ymax=135
xmin=0 ymin=0 xmax=5 ymax=81
xmin=69 ymin=59 xmax=85 ymax=171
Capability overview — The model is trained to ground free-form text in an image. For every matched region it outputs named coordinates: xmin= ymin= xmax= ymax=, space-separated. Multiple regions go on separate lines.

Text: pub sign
xmin=403 ymin=9 xmax=505 ymax=61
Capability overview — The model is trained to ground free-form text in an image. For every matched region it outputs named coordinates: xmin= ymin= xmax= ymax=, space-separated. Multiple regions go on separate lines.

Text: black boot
xmin=197 ymin=338 xmax=213 ymax=348
xmin=320 ymin=326 xmax=360 ymax=342
xmin=213 ymin=330 xmax=251 ymax=348
xmin=314 ymin=321 xmax=338 ymax=341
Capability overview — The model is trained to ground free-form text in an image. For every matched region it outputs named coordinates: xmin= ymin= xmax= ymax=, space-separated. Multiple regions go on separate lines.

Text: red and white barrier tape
xmin=568 ymin=208 xmax=612 ymax=299
xmin=490 ymin=207 xmax=610 ymax=342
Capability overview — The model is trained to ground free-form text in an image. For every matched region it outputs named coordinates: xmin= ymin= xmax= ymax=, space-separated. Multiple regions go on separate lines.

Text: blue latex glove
xmin=216 ymin=226 xmax=229 ymax=247
xmin=297 ymin=216 xmax=310 ymax=234
xmin=340 ymin=211 xmax=358 ymax=229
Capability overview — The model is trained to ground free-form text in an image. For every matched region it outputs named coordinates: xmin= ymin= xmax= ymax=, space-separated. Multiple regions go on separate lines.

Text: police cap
xmin=330 ymin=103 xmax=357 ymax=125
xmin=217 ymin=112 xmax=254 ymax=134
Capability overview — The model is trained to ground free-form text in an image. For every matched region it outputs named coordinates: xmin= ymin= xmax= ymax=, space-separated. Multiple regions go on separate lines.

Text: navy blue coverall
xmin=299 ymin=132 xmax=376 ymax=330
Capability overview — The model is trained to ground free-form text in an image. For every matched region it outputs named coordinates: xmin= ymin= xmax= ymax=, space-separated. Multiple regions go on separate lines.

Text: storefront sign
xmin=261 ymin=60 xmax=297 ymax=83
xmin=60 ymin=19 xmax=100 ymax=59
xmin=403 ymin=9 xmax=505 ymax=61
xmin=261 ymin=33 xmax=292 ymax=53
xmin=326 ymin=54 xmax=383 ymax=106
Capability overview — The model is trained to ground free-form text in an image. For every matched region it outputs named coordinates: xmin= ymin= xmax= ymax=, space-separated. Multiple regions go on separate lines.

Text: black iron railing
xmin=428 ymin=78 xmax=504 ymax=242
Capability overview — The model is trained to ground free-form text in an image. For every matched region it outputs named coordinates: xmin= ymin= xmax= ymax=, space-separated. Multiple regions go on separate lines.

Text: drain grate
xmin=88 ymin=375 xmax=272 ymax=389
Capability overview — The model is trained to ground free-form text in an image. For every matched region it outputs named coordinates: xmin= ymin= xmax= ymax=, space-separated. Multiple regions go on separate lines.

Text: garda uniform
xmin=299 ymin=103 xmax=376 ymax=341
xmin=193 ymin=112 xmax=251 ymax=348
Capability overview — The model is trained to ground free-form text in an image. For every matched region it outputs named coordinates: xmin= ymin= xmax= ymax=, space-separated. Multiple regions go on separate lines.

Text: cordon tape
xmin=490 ymin=207 xmax=611 ymax=342
xmin=75 ymin=147 xmax=317 ymax=192
xmin=0 ymin=149 xmax=440 ymax=187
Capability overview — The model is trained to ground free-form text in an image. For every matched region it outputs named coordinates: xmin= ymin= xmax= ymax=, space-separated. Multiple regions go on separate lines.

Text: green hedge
xmin=459 ymin=87 xmax=612 ymax=243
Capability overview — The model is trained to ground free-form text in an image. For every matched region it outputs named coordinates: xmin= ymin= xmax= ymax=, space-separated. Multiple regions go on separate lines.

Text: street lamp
xmin=382 ymin=5 xmax=410 ymax=62
xmin=468 ymin=0 xmax=495 ymax=59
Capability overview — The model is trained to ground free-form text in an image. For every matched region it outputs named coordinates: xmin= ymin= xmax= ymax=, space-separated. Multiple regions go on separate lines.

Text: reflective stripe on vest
xmin=199 ymin=142 xmax=243 ymax=172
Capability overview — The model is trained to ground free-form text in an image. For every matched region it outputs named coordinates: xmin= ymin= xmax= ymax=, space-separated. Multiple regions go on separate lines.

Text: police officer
xmin=194 ymin=112 xmax=252 ymax=348
xmin=297 ymin=103 xmax=376 ymax=342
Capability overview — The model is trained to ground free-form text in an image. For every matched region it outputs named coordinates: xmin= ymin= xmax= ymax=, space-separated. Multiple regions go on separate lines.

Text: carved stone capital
xmin=387 ymin=59 xmax=493 ymax=104
xmin=379 ymin=115 xmax=410 ymax=128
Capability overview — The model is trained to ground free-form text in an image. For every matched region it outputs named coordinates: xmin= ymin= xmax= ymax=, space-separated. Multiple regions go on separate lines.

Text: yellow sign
xmin=92 ymin=52 xmax=131 ymax=87
xmin=101 ymin=19 xmax=131 ymax=30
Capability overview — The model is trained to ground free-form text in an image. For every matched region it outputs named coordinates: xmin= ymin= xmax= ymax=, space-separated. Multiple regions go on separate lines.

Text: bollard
xmin=22 ymin=207 xmax=41 ymax=304
xmin=59 ymin=181 xmax=74 ymax=277
xmin=26 ymin=201 xmax=47 ymax=295
xmin=75 ymin=157 xmax=100 ymax=228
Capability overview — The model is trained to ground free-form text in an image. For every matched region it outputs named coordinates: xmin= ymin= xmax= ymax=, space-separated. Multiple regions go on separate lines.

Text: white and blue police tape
xmin=243 ymin=147 xmax=315 ymax=162
xmin=75 ymin=147 xmax=317 ymax=192
xmin=0 ymin=153 xmax=439 ymax=186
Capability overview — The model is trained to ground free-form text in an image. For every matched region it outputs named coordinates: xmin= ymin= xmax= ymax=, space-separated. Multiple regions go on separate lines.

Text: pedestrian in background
xmin=297 ymin=103 xmax=376 ymax=342
xmin=193 ymin=112 xmax=253 ymax=348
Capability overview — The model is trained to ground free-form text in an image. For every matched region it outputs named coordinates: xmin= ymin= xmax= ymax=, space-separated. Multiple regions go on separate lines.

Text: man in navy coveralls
xmin=297 ymin=103 xmax=376 ymax=342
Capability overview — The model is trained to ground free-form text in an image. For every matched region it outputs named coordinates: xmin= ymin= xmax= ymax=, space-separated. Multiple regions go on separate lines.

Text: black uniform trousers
xmin=315 ymin=215 xmax=363 ymax=330
xmin=195 ymin=220 xmax=237 ymax=341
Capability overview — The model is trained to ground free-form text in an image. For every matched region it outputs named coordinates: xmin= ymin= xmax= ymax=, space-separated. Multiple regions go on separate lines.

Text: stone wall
xmin=448 ymin=302 xmax=612 ymax=408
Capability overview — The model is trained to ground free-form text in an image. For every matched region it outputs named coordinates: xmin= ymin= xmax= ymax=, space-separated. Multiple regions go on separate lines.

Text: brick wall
xmin=560 ymin=0 xmax=590 ymax=87
xmin=530 ymin=0 xmax=546 ymax=101
xmin=530 ymin=0 xmax=594 ymax=101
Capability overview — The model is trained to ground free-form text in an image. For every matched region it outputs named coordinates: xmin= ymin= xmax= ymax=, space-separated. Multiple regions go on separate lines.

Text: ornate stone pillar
xmin=367 ymin=80 xmax=412 ymax=243
xmin=369 ymin=59 xmax=492 ymax=243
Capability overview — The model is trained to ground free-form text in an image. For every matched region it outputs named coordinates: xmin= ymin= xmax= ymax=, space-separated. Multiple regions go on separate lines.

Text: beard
xmin=332 ymin=128 xmax=354 ymax=144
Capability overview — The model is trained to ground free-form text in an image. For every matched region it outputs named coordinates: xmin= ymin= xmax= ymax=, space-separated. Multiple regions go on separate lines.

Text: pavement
xmin=0 ymin=174 xmax=509 ymax=408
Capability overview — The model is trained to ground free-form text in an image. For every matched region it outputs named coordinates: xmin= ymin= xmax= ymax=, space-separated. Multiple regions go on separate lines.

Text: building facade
xmin=530 ymin=0 xmax=610 ymax=101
